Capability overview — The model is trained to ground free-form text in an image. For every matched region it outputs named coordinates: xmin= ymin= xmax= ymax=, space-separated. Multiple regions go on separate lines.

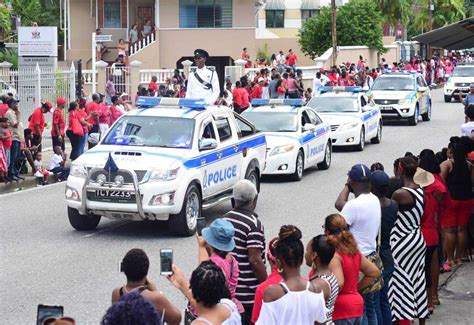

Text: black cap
xmin=92 ymin=93 xmax=100 ymax=100
xmin=194 ymin=49 xmax=209 ymax=59
xmin=6 ymin=97 xmax=19 ymax=106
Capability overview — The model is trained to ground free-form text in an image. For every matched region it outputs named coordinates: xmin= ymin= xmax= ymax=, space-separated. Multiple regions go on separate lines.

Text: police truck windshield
xmin=371 ymin=77 xmax=415 ymax=91
xmin=242 ymin=111 xmax=298 ymax=132
xmin=452 ymin=66 xmax=474 ymax=77
xmin=103 ymin=116 xmax=195 ymax=148
xmin=308 ymin=97 xmax=358 ymax=113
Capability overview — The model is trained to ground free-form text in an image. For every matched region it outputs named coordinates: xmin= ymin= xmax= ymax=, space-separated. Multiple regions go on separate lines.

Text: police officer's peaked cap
xmin=194 ymin=49 xmax=209 ymax=58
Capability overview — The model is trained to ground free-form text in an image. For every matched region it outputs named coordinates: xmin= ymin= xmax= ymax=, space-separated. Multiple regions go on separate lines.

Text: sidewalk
xmin=428 ymin=261 xmax=474 ymax=324
xmin=0 ymin=138 xmax=71 ymax=195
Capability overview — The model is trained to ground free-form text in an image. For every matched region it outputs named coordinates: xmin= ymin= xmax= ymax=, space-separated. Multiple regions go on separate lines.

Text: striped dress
xmin=311 ymin=273 xmax=339 ymax=323
xmin=388 ymin=187 xmax=429 ymax=321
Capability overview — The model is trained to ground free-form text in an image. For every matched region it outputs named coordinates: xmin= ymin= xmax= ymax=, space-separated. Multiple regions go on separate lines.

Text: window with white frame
xmin=179 ymin=0 xmax=232 ymax=28
xmin=266 ymin=10 xmax=284 ymax=28
xmin=301 ymin=9 xmax=319 ymax=25
xmin=104 ymin=0 xmax=121 ymax=28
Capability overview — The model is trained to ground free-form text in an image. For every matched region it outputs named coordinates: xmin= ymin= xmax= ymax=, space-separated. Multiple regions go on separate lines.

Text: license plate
xmin=379 ymin=106 xmax=393 ymax=111
xmin=88 ymin=189 xmax=135 ymax=203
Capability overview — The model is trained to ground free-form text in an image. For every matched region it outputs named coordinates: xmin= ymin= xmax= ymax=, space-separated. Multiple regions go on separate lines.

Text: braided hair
xmin=101 ymin=292 xmax=162 ymax=325
xmin=190 ymin=261 xmax=231 ymax=308
xmin=274 ymin=225 xmax=304 ymax=268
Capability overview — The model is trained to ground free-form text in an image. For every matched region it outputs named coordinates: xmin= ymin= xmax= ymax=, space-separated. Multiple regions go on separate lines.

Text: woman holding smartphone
xmin=111 ymin=248 xmax=181 ymax=325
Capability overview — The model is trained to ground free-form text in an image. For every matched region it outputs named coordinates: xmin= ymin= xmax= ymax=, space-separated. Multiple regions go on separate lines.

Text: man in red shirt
xmin=242 ymin=47 xmax=251 ymax=69
xmin=148 ymin=76 xmax=159 ymax=95
xmin=287 ymin=49 xmax=298 ymax=70
xmin=29 ymin=101 xmax=52 ymax=151
xmin=250 ymin=78 xmax=264 ymax=100
xmin=52 ymin=98 xmax=67 ymax=151
xmin=85 ymin=93 xmax=101 ymax=148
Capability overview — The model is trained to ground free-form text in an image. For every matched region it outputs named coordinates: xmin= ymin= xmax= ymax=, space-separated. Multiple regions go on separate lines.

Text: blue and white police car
xmin=65 ymin=97 xmax=266 ymax=236
xmin=367 ymin=71 xmax=432 ymax=126
xmin=307 ymin=86 xmax=382 ymax=151
xmin=241 ymin=99 xmax=331 ymax=181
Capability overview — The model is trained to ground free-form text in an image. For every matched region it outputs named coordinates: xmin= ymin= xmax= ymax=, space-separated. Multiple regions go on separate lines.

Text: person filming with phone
xmin=111 ymin=248 xmax=181 ymax=325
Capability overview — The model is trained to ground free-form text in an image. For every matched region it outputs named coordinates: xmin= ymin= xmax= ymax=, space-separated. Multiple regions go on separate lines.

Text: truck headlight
xmin=398 ymin=98 xmax=413 ymax=106
xmin=149 ymin=168 xmax=179 ymax=182
xmin=339 ymin=121 xmax=359 ymax=131
xmin=270 ymin=144 xmax=294 ymax=156
xmin=70 ymin=164 xmax=88 ymax=179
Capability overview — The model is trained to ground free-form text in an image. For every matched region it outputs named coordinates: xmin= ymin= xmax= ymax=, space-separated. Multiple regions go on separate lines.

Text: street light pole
xmin=331 ymin=0 xmax=337 ymax=67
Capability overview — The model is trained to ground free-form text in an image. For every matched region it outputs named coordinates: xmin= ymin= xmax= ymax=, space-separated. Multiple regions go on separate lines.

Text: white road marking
xmin=83 ymin=220 xmax=130 ymax=238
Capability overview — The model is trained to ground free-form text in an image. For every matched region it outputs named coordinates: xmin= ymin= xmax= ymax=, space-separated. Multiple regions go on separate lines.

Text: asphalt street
xmin=0 ymin=88 xmax=468 ymax=324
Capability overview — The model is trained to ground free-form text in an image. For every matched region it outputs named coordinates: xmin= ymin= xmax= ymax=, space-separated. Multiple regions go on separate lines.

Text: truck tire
xmin=245 ymin=166 xmax=260 ymax=193
xmin=291 ymin=150 xmax=304 ymax=181
xmin=317 ymin=141 xmax=332 ymax=170
xmin=444 ymin=95 xmax=451 ymax=103
xmin=169 ymin=184 xmax=201 ymax=237
xmin=68 ymin=207 xmax=101 ymax=230
xmin=422 ymin=101 xmax=432 ymax=121
xmin=370 ymin=122 xmax=382 ymax=144
xmin=355 ymin=127 xmax=365 ymax=151
xmin=408 ymin=105 xmax=419 ymax=126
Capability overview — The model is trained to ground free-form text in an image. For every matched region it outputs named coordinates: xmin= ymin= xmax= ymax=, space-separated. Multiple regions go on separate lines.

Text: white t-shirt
xmin=340 ymin=192 xmax=381 ymax=256
xmin=461 ymin=121 xmax=474 ymax=137
xmin=256 ymin=282 xmax=327 ymax=325
xmin=49 ymin=154 xmax=63 ymax=170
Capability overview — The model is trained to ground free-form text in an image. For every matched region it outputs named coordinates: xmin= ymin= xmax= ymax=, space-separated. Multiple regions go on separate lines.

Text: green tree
xmin=299 ymin=0 xmax=386 ymax=59
xmin=0 ymin=5 xmax=12 ymax=37
xmin=376 ymin=0 xmax=413 ymax=26
xmin=414 ymin=0 xmax=465 ymax=30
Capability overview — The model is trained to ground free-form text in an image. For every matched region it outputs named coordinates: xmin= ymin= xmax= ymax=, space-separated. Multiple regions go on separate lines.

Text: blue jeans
xmin=335 ymin=317 xmax=363 ymax=325
xmin=362 ymin=291 xmax=380 ymax=325
xmin=8 ymin=140 xmax=21 ymax=176
xmin=379 ymin=266 xmax=393 ymax=325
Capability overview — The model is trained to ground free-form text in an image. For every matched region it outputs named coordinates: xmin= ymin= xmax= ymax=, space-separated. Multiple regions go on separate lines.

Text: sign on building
xmin=18 ymin=27 xmax=58 ymax=57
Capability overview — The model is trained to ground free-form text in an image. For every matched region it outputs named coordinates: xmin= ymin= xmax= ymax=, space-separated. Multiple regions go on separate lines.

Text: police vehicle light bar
xmin=136 ymin=96 xmax=207 ymax=110
xmin=251 ymin=98 xmax=305 ymax=107
xmin=319 ymin=86 xmax=362 ymax=93
xmin=383 ymin=70 xmax=417 ymax=75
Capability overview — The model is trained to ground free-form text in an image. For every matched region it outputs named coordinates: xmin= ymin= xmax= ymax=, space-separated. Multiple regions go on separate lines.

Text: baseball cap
xmin=347 ymin=164 xmax=370 ymax=182
xmin=233 ymin=179 xmax=258 ymax=202
xmin=370 ymin=170 xmax=390 ymax=188
xmin=258 ymin=77 xmax=265 ymax=83
xmin=41 ymin=101 xmax=53 ymax=109
xmin=202 ymin=218 xmax=235 ymax=252
xmin=6 ymin=97 xmax=19 ymax=105
xmin=57 ymin=97 xmax=67 ymax=105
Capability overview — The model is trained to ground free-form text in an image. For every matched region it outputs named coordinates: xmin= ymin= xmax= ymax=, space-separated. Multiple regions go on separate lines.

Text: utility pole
xmin=331 ymin=0 xmax=337 ymax=67
xmin=428 ymin=0 xmax=433 ymax=31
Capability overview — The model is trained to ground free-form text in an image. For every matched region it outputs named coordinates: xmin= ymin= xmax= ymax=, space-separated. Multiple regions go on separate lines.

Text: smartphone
xmin=196 ymin=218 xmax=206 ymax=236
xmin=119 ymin=261 xmax=123 ymax=272
xmin=37 ymin=304 xmax=64 ymax=325
xmin=160 ymin=248 xmax=173 ymax=276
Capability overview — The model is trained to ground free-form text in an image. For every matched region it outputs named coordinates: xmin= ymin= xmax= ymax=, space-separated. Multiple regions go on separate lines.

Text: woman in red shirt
xmin=67 ymin=102 xmax=91 ymax=161
xmin=109 ymin=96 xmax=123 ymax=126
xmin=325 ymin=214 xmax=380 ymax=325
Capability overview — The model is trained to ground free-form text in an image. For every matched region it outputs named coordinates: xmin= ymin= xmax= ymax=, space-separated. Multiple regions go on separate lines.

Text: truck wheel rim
xmin=325 ymin=144 xmax=331 ymax=166
xmin=186 ymin=192 xmax=199 ymax=230
xmin=377 ymin=124 xmax=382 ymax=140
xmin=297 ymin=154 xmax=303 ymax=177
xmin=360 ymin=130 xmax=365 ymax=149
xmin=247 ymin=172 xmax=257 ymax=187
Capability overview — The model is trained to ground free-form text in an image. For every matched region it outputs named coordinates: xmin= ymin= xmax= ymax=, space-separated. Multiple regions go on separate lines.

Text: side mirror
xmin=88 ymin=133 xmax=101 ymax=145
xmin=199 ymin=138 xmax=218 ymax=151
xmin=302 ymin=123 xmax=316 ymax=132
xmin=418 ymin=86 xmax=428 ymax=92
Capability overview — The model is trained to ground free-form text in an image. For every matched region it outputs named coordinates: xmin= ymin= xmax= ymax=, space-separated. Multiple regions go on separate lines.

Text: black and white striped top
xmin=311 ymin=273 xmax=339 ymax=323
xmin=224 ymin=208 xmax=266 ymax=306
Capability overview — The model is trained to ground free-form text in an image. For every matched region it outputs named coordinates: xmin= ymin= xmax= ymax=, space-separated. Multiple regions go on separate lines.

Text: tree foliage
xmin=413 ymin=0 xmax=465 ymax=30
xmin=299 ymin=0 xmax=386 ymax=59
xmin=0 ymin=5 xmax=12 ymax=36
xmin=376 ymin=0 xmax=413 ymax=26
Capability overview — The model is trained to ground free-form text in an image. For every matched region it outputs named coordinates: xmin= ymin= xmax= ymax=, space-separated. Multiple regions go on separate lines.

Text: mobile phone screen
xmin=37 ymin=304 xmax=64 ymax=325
xmin=160 ymin=249 xmax=173 ymax=275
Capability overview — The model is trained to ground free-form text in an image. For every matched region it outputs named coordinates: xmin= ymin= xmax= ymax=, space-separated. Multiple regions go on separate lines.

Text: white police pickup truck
xmin=65 ymin=97 xmax=266 ymax=236
xmin=241 ymin=99 xmax=332 ymax=181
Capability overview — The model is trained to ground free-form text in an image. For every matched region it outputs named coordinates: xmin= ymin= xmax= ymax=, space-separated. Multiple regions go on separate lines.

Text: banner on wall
xmin=18 ymin=27 xmax=58 ymax=57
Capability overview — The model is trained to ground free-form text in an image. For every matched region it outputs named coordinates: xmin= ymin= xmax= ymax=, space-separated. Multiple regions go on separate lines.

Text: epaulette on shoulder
xmin=207 ymin=66 xmax=215 ymax=71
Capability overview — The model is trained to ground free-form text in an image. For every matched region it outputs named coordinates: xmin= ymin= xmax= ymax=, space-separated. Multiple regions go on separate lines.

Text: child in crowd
xmin=33 ymin=151 xmax=50 ymax=185
xmin=48 ymin=146 xmax=69 ymax=181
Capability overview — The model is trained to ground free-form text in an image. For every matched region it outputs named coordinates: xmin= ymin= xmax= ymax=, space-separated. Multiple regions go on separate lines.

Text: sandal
xmin=441 ymin=262 xmax=452 ymax=273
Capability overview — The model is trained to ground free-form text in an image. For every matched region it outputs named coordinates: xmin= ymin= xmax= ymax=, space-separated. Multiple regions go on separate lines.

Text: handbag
xmin=359 ymin=226 xmax=384 ymax=295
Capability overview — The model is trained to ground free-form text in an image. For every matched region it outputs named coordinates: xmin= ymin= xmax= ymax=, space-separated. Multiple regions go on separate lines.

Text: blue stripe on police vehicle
xmin=298 ymin=126 xmax=328 ymax=145
xmin=183 ymin=135 xmax=266 ymax=169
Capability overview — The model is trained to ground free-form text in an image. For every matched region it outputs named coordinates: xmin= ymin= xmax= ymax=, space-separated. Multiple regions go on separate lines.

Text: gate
xmin=106 ymin=66 xmax=131 ymax=98
xmin=0 ymin=63 xmax=76 ymax=126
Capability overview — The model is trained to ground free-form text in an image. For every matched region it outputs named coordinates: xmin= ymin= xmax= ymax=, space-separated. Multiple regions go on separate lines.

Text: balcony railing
xmin=129 ymin=31 xmax=156 ymax=56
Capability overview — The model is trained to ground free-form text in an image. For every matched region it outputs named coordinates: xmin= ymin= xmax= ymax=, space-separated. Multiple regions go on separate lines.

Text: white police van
xmin=307 ymin=86 xmax=382 ymax=151
xmin=65 ymin=97 xmax=266 ymax=236
xmin=444 ymin=64 xmax=474 ymax=102
xmin=367 ymin=71 xmax=432 ymax=126
xmin=241 ymin=99 xmax=331 ymax=181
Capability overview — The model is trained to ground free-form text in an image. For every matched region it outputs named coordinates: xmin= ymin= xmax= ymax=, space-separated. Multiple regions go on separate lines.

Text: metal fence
xmin=0 ymin=63 xmax=76 ymax=126
xmin=105 ymin=66 xmax=131 ymax=97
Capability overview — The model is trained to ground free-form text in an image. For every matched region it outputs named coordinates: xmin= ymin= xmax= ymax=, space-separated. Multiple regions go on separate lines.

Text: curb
xmin=0 ymin=174 xmax=58 ymax=195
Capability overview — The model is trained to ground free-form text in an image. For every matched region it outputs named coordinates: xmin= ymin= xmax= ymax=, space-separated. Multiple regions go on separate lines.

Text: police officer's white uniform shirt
xmin=186 ymin=66 xmax=220 ymax=105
